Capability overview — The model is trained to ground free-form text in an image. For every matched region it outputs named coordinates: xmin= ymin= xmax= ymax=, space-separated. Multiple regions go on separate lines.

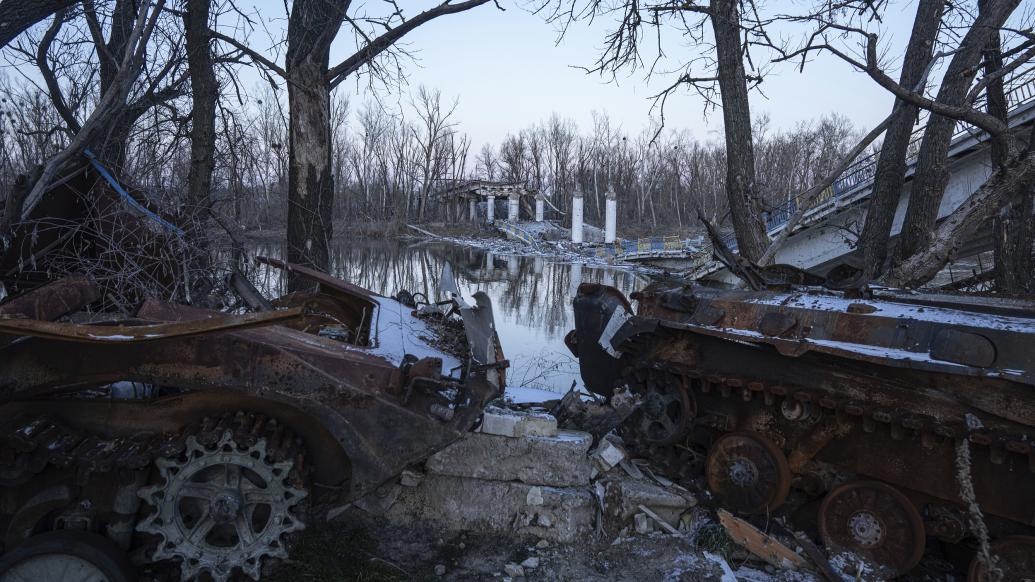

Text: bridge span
xmin=695 ymin=69 xmax=1035 ymax=285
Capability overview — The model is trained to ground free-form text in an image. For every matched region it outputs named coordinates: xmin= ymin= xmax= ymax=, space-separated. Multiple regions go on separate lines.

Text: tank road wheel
xmin=0 ymin=530 xmax=135 ymax=582
xmin=818 ymin=480 xmax=925 ymax=578
xmin=706 ymin=432 xmax=791 ymax=514
xmin=968 ymin=536 xmax=1035 ymax=582
xmin=628 ymin=372 xmax=694 ymax=446
xmin=137 ymin=430 xmax=308 ymax=582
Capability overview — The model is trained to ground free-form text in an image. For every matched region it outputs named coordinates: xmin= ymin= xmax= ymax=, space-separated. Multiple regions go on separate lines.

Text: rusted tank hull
xmin=570 ymin=281 xmax=1035 ymax=576
xmin=0 ymin=263 xmax=506 ymax=580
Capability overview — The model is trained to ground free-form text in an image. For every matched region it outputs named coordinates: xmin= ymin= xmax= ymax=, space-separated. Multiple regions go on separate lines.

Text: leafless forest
xmin=0 ymin=71 xmax=862 ymax=231
xmin=0 ymin=0 xmax=1032 ymax=293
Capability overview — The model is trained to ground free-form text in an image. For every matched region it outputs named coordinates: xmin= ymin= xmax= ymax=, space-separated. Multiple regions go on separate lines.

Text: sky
xmin=232 ymin=0 xmax=924 ymax=149
xmin=0 ymin=0 xmax=925 ymax=149
xmin=376 ymin=1 xmax=912 ymax=147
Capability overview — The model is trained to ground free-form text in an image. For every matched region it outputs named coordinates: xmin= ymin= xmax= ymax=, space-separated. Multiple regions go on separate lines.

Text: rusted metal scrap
xmin=0 ymin=260 xmax=506 ymax=581
xmin=570 ymin=281 xmax=1035 ymax=580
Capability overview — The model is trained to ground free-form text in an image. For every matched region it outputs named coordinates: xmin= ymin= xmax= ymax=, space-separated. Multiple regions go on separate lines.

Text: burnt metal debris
xmin=0 ymin=259 xmax=506 ymax=581
xmin=570 ymin=281 xmax=1035 ymax=579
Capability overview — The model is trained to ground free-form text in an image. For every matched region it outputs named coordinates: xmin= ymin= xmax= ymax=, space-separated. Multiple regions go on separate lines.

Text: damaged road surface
xmin=0 ymin=260 xmax=506 ymax=581
xmin=570 ymin=281 xmax=1035 ymax=580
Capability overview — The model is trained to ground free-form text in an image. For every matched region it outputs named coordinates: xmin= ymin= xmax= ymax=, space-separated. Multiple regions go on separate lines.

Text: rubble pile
xmin=356 ymin=406 xmax=696 ymax=544
xmin=348 ymin=401 xmax=885 ymax=581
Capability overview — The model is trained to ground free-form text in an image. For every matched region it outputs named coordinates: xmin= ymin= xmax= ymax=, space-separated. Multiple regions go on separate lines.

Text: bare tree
xmin=896 ymin=0 xmax=1021 ymax=262
xmin=0 ymin=0 xmax=82 ymax=49
xmin=539 ymin=0 xmax=777 ymax=260
xmin=184 ymin=0 xmax=217 ymax=229
xmin=215 ymin=0 xmax=493 ymax=291
xmin=12 ymin=0 xmax=171 ymax=226
xmin=782 ymin=0 xmax=1033 ymax=287
xmin=411 ymin=86 xmax=458 ymax=221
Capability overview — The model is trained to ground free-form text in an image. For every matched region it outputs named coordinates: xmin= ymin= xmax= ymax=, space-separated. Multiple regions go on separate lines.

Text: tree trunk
xmin=184 ymin=0 xmax=217 ymax=230
xmin=854 ymin=0 xmax=944 ymax=280
xmin=286 ymin=63 xmax=334 ymax=291
xmin=896 ymin=0 xmax=1019 ymax=261
xmin=883 ymin=149 xmax=1035 ymax=287
xmin=0 ymin=0 xmax=81 ymax=49
xmin=284 ymin=0 xmax=345 ymax=291
xmin=710 ymin=0 xmax=768 ymax=263
xmin=987 ymin=4 xmax=1033 ymax=292
xmin=93 ymin=0 xmax=139 ymax=168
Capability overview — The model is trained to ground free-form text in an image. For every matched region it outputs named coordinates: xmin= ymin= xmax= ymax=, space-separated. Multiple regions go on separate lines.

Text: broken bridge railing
xmin=719 ymin=65 xmax=1035 ymax=254
xmin=494 ymin=220 xmax=538 ymax=245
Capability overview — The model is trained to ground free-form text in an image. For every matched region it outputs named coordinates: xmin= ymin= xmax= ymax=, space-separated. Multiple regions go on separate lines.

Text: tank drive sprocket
xmin=624 ymin=367 xmax=695 ymax=447
xmin=136 ymin=428 xmax=308 ymax=581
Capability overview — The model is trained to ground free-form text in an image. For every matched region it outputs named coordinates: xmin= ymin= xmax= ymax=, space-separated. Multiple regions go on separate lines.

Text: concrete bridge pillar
xmin=508 ymin=193 xmax=520 ymax=222
xmin=535 ymin=194 xmax=545 ymax=222
xmin=469 ymin=198 xmax=477 ymax=222
xmin=486 ymin=195 xmax=495 ymax=223
xmin=571 ymin=189 xmax=584 ymax=244
xmin=604 ymin=188 xmax=617 ymax=243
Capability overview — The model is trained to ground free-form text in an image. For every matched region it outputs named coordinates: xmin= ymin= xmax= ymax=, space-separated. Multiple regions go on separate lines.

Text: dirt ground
xmin=268 ymin=507 xmax=824 ymax=582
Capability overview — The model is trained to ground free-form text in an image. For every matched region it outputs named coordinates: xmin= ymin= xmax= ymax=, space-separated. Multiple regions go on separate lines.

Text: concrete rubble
xmin=356 ymin=405 xmax=697 ymax=544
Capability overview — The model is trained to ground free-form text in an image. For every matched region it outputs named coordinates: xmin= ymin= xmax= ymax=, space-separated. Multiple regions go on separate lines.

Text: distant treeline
xmin=0 ymin=78 xmax=860 ymax=233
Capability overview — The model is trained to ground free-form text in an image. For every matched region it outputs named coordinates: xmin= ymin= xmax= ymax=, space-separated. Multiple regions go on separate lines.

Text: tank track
xmin=624 ymin=362 xmax=1035 ymax=469
xmin=0 ymin=411 xmax=308 ymax=486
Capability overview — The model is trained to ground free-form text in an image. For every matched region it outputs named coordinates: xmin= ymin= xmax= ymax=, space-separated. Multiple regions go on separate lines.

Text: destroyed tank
xmin=0 ymin=259 xmax=506 ymax=581
xmin=568 ymin=281 xmax=1035 ymax=580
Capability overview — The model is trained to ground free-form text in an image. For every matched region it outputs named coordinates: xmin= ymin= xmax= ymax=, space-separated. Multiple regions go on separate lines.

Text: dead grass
xmin=268 ymin=524 xmax=408 ymax=582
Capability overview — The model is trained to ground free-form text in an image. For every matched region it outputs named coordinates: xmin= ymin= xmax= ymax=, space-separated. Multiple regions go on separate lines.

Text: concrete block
xmin=425 ymin=429 xmax=592 ymax=487
xmin=382 ymin=474 xmax=596 ymax=543
xmin=479 ymin=406 xmax=557 ymax=438
xmin=634 ymin=513 xmax=651 ymax=534
xmin=600 ymin=477 xmax=694 ymax=536
xmin=526 ymin=487 xmax=544 ymax=506
xmin=591 ymin=438 xmax=627 ymax=473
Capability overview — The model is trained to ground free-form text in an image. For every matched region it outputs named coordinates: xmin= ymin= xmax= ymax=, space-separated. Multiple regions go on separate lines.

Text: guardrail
xmin=494 ymin=220 xmax=537 ymax=245
xmin=718 ymin=67 xmax=1035 ymax=255
xmin=588 ymin=235 xmax=702 ymax=259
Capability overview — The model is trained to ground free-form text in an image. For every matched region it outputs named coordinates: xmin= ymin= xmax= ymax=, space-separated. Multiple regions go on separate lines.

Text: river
xmin=249 ymin=238 xmax=656 ymax=396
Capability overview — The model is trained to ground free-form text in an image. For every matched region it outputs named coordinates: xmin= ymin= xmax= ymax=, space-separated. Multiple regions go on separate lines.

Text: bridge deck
xmin=706 ymin=67 xmax=1035 ymax=277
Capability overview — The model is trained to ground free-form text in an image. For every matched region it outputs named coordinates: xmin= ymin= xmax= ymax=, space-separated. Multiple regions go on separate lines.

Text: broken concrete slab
xmin=591 ymin=437 xmax=627 ymax=474
xmin=479 ymin=406 xmax=558 ymax=438
xmin=425 ymin=429 xmax=593 ymax=487
xmin=634 ymin=513 xmax=652 ymax=534
xmin=400 ymin=469 xmax=424 ymax=487
xmin=381 ymin=474 xmax=596 ymax=543
xmin=600 ymin=477 xmax=694 ymax=535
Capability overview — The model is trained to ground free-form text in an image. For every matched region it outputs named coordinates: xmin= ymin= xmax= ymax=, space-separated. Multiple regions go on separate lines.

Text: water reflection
xmin=250 ymin=238 xmax=653 ymax=394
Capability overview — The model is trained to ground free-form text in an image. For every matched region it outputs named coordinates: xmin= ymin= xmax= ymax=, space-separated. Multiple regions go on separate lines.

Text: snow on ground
xmin=504 ymin=385 xmax=563 ymax=404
